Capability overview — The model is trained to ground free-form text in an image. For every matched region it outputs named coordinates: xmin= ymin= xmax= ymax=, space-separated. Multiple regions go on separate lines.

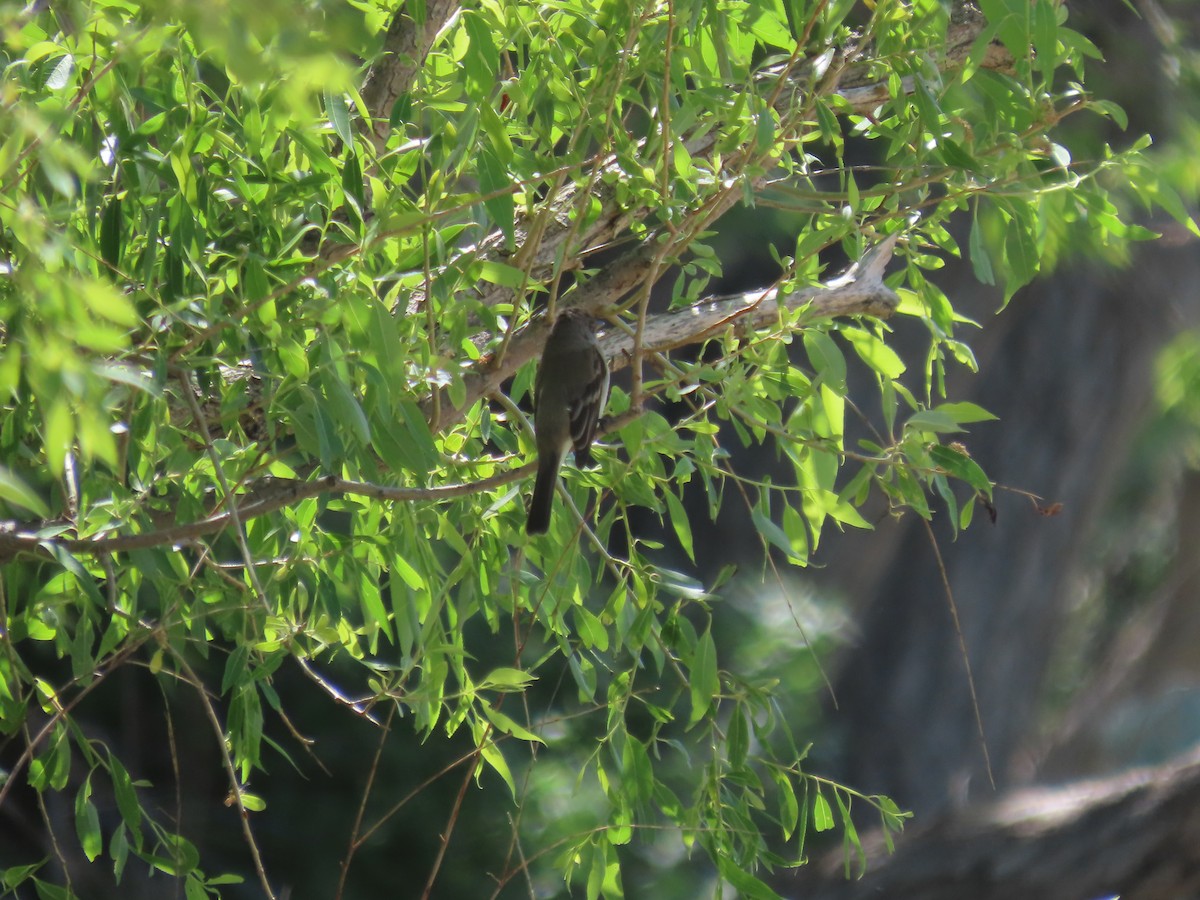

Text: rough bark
xmin=360 ymin=0 xmax=461 ymax=150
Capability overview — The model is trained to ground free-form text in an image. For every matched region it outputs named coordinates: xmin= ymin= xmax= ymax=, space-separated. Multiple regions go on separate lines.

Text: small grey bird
xmin=526 ymin=308 xmax=610 ymax=535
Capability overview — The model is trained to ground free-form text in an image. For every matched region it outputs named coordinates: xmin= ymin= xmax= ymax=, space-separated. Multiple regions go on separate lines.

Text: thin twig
xmin=921 ymin=516 xmax=995 ymax=790
xmin=171 ymin=652 xmax=278 ymax=900
xmin=161 ymin=682 xmax=185 ymax=900
xmin=335 ymin=704 xmax=396 ymax=899
xmin=420 ymin=731 xmax=489 ymax=900
xmin=293 ymin=657 xmax=381 ymax=725
xmin=178 ymin=371 xmax=271 ymax=611
xmin=355 ymin=747 xmax=480 ymax=847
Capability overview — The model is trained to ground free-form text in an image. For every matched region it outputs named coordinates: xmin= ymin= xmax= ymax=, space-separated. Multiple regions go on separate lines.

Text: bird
xmin=525 ymin=308 xmax=610 ymax=535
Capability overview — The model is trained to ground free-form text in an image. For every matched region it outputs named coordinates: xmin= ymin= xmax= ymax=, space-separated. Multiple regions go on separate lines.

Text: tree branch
xmin=422 ymin=232 xmax=902 ymax=431
xmin=603 ymin=232 xmax=902 ymax=365
xmin=0 ymin=470 xmax=527 ymax=562
xmin=360 ymin=0 xmax=461 ymax=150
xmin=409 ymin=4 xmax=1005 ymax=430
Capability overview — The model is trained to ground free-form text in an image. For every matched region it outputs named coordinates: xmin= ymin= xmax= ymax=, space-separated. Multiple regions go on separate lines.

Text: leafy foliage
xmin=0 ymin=0 xmax=1172 ymax=896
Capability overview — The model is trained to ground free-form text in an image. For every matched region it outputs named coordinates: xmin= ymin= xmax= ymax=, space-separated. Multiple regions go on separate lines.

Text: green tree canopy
xmin=0 ymin=0 xmax=1184 ymax=896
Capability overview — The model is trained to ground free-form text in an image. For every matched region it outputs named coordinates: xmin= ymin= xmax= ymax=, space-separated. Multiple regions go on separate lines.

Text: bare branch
xmin=602 ymin=233 xmax=902 ymax=366
xmin=423 ymin=232 xmax=902 ymax=431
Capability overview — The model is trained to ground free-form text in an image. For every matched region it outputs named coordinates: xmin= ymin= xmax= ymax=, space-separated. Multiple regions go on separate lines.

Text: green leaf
xmin=842 ymin=328 xmax=905 ymax=379
xmin=977 ymin=0 xmax=1032 ymax=63
xmin=320 ymin=367 xmax=371 ymax=446
xmin=1089 ymin=98 xmax=1128 ymax=130
xmin=109 ymin=754 xmax=142 ymax=845
xmin=0 ymin=467 xmax=48 ymax=517
xmin=772 ymin=769 xmax=799 ymax=840
xmin=817 ymin=490 xmax=872 ymax=529
xmin=111 ymin=823 xmax=129 ymax=880
xmin=477 ymin=667 xmax=537 ymax=692
xmin=568 ymin=654 xmax=597 ymax=700
xmin=960 ymin=494 xmax=977 ymax=530
xmin=663 ymin=491 xmax=695 ymax=562
xmin=341 ymin=150 xmax=365 ymax=216
xmin=360 ymin=576 xmax=394 ymax=643
xmin=32 ymin=877 xmax=72 ymax=900
xmin=935 ymin=402 xmax=999 ymax=424
xmin=393 ymin=554 xmax=426 ymax=591
xmin=813 ymin=790 xmax=834 ymax=832
xmin=393 ymin=400 xmax=439 ymax=479
xmin=477 ymin=260 xmax=527 ymax=289
xmin=755 ymin=105 xmax=776 ymax=153
xmin=43 ymin=398 xmax=73 ymax=478
xmin=221 ymin=644 xmax=250 ymax=696
xmin=478 ymin=149 xmax=516 ymax=250
xmin=905 ymin=409 xmax=964 ymax=434
xmin=31 ymin=725 xmax=72 ymax=791
xmin=480 ymin=743 xmax=516 ymax=797
xmin=585 ymin=838 xmax=624 ymax=900
xmin=939 ymin=138 xmax=979 ymax=172
xmin=969 ymin=208 xmax=995 ymax=286
xmin=325 ymin=89 xmax=354 ymax=146
xmin=462 ymin=11 xmax=500 ymax=99
xmin=100 ymin=195 xmax=122 ymax=273
xmin=229 ymin=683 xmax=263 ymax=771
xmin=621 ymin=738 xmax=654 ymax=809
xmin=146 ymin=832 xmax=200 ymax=877
xmin=206 ymin=875 xmax=245 ymax=886
xmin=185 ymin=874 xmax=209 ymax=900
xmin=240 ymin=792 xmax=267 ymax=812
xmin=716 ymin=856 xmax=783 ymax=900
xmin=832 ymin=790 xmax=865 ymax=876
xmin=728 ymin=705 xmax=748 ymax=769
xmin=752 ymin=508 xmax=806 ymax=562
xmin=1002 ymin=208 xmax=1040 ymax=305
xmin=574 ymin=605 xmax=609 ymax=651
xmin=483 ymin=704 xmax=544 ymax=744
xmin=803 ymin=330 xmax=846 ymax=390
xmin=74 ymin=777 xmax=103 ymax=861
xmin=2 ymin=862 xmax=44 ymax=890
xmin=1033 ymin=0 xmax=1059 ymax=76
xmin=688 ymin=625 xmax=719 ymax=727
xmin=930 ymin=444 xmax=993 ymax=496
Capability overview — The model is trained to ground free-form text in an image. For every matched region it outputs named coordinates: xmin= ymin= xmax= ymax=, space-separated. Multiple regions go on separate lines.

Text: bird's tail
xmin=525 ymin=457 xmax=560 ymax=534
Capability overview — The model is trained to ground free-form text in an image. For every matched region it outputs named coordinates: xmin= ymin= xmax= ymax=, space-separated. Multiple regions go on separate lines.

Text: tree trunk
xmin=816 ymin=237 xmax=1192 ymax=814
xmin=779 ymin=1 xmax=1200 ymax=893
xmin=803 ymin=747 xmax=1200 ymax=900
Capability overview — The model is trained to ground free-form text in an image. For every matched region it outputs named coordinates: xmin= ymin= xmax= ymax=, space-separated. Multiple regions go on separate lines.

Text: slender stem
xmin=172 ymin=652 xmax=277 ymax=900
xmin=921 ymin=517 xmax=995 ymax=790
xmin=335 ymin=704 xmax=396 ymax=899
